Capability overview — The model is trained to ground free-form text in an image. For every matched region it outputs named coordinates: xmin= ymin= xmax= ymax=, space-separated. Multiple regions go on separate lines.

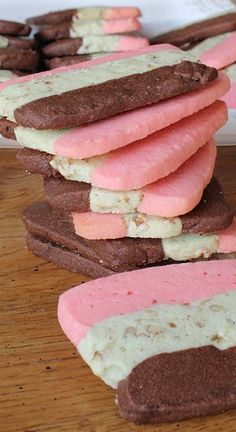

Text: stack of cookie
xmin=0 ymin=19 xmax=39 ymax=83
xmin=0 ymin=44 xmax=235 ymax=277
xmin=27 ymin=6 xmax=149 ymax=70
xmin=151 ymin=11 xmax=236 ymax=110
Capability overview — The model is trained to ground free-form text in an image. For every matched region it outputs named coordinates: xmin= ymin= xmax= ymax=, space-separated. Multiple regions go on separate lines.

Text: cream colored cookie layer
xmin=70 ymin=20 xmax=104 ymax=38
xmin=0 ymin=35 xmax=9 ymax=49
xmin=78 ymin=291 xmax=236 ymax=387
xmin=0 ymin=49 xmax=197 ymax=121
xmin=162 ymin=232 xmax=219 ymax=260
xmin=122 ymin=213 xmax=182 ymax=238
xmin=90 ymin=187 xmax=142 ymax=214
xmin=77 ymin=35 xmax=121 ymax=54
xmin=74 ymin=7 xmax=109 ymax=21
xmin=50 ymin=155 xmax=105 ymax=184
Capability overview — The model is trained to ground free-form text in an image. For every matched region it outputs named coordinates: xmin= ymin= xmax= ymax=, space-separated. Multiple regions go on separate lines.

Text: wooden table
xmin=1 ymin=147 xmax=236 ymax=432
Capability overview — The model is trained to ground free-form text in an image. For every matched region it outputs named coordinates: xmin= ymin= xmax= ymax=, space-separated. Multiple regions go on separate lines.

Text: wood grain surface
xmin=0 ymin=147 xmax=236 ymax=432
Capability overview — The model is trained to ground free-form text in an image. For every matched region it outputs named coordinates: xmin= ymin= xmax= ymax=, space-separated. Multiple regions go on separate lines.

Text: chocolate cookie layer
xmin=27 ymin=9 xmax=76 ymax=25
xmin=0 ymin=19 xmax=31 ymax=36
xmin=26 ymin=233 xmax=114 ymax=278
xmin=17 ymin=148 xmax=59 ymax=177
xmin=6 ymin=36 xmax=37 ymax=50
xmin=44 ymin=55 xmax=93 ymax=69
xmin=151 ymin=12 xmax=236 ymax=47
xmin=42 ymin=38 xmax=82 ymax=58
xmin=22 ymin=201 xmax=164 ymax=273
xmin=36 ymin=23 xmax=71 ymax=41
xmin=14 ymin=61 xmax=217 ymax=130
xmin=117 ymin=346 xmax=236 ymax=424
xmin=181 ymin=177 xmax=235 ymax=234
xmin=0 ymin=117 xmax=16 ymax=139
xmin=0 ymin=48 xmax=39 ymax=72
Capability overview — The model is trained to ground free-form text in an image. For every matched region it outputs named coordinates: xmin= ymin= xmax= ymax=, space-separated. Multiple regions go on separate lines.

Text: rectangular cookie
xmin=0 ymin=45 xmax=218 ymax=129
xmin=21 ymin=198 xmax=235 ymax=275
xmin=151 ymin=12 xmax=236 ymax=47
xmin=14 ymin=72 xmax=229 ymax=159
xmin=36 ymin=18 xmax=142 ymax=41
xmin=27 ymin=7 xmax=141 ymax=25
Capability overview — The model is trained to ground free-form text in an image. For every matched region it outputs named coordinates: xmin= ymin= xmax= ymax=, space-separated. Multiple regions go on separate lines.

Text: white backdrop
xmin=0 ymin=0 xmax=235 ymax=37
xmin=0 ymin=0 xmax=235 ymax=146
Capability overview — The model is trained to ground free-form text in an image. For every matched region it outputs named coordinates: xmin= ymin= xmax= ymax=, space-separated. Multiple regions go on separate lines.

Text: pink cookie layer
xmin=102 ymin=18 xmax=141 ymax=34
xmin=200 ymin=32 xmax=236 ymax=69
xmin=73 ymin=212 xmax=126 ymax=239
xmin=58 ymin=259 xmax=236 ymax=345
xmin=104 ymin=7 xmax=141 ymax=19
xmin=139 ymin=139 xmax=216 ymax=217
xmin=218 ymin=218 xmax=236 ymax=253
xmin=222 ymin=82 xmax=236 ymax=109
xmin=0 ymin=44 xmax=177 ymax=90
xmin=91 ymin=101 xmax=227 ymax=190
xmin=117 ymin=36 xmax=149 ymax=51
xmin=53 ymin=72 xmax=229 ymax=159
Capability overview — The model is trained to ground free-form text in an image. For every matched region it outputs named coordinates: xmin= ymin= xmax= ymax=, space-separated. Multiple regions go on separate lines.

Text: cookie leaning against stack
xmin=0 ymin=19 xmax=39 ymax=83
xmin=58 ymin=259 xmax=236 ymax=423
xmin=27 ymin=6 xmax=149 ymax=70
xmin=0 ymin=44 xmax=235 ymax=276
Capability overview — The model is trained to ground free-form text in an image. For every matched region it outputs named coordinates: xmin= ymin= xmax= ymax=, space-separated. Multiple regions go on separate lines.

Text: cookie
xmin=4 ymin=36 xmax=37 ymax=50
xmin=27 ymin=7 xmax=141 ymax=25
xmin=22 ymin=200 xmax=236 ymax=274
xmin=29 ymin=101 xmax=225 ymax=191
xmin=117 ymin=346 xmax=236 ymax=424
xmin=151 ymin=12 xmax=236 ymax=47
xmin=36 ymin=18 xmax=141 ymax=41
xmin=58 ymin=259 xmax=236 ymax=390
xmin=188 ymin=31 xmax=236 ymax=69
xmin=42 ymin=140 xmax=216 ymax=218
xmin=0 ymin=19 xmax=31 ymax=36
xmin=0 ymin=45 xmax=218 ymax=129
xmin=22 ymin=201 xmax=164 ymax=274
xmin=0 ymin=48 xmax=39 ymax=72
xmin=72 ymin=176 xmax=235 ymax=239
xmin=14 ymin=72 xmax=229 ymax=159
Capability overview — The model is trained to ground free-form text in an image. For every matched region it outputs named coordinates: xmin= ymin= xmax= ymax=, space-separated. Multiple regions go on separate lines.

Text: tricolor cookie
xmin=21 ymin=179 xmax=236 ymax=276
xmin=27 ymin=7 xmax=141 ymax=25
xmin=0 ymin=45 xmax=217 ymax=129
xmin=188 ymin=31 xmax=236 ymax=69
xmin=41 ymin=34 xmax=148 ymax=56
xmin=0 ymin=48 xmax=39 ymax=72
xmin=14 ymin=72 xmax=229 ymax=158
xmin=36 ymin=18 xmax=142 ymax=41
xmin=17 ymin=101 xmax=225 ymax=191
xmin=58 ymin=259 xmax=236 ymax=388
xmin=0 ymin=34 xmax=37 ymax=50
xmin=42 ymin=139 xmax=217 ymax=218
xmin=151 ymin=12 xmax=236 ymax=48
xmin=0 ymin=19 xmax=31 ymax=36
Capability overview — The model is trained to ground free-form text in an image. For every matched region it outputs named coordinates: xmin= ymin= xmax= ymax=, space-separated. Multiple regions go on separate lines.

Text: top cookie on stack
xmin=0 ymin=19 xmax=39 ymax=83
xmin=27 ymin=6 xmax=149 ymax=70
